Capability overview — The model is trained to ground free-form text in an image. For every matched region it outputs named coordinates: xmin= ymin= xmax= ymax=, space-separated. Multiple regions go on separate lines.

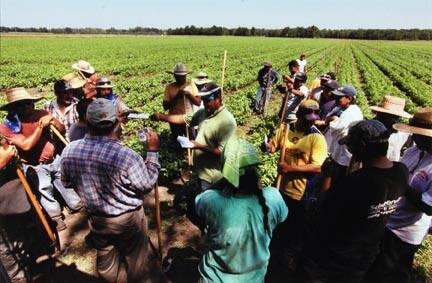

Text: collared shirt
xmin=387 ymin=131 xmax=410 ymax=162
xmin=44 ymin=98 xmax=79 ymax=138
xmin=326 ymin=104 xmax=363 ymax=166
xmin=268 ymin=124 xmax=327 ymax=200
xmin=164 ymin=81 xmax=199 ymax=115
xmin=185 ymin=106 xmax=237 ymax=184
xmin=60 ymin=135 xmax=160 ymax=216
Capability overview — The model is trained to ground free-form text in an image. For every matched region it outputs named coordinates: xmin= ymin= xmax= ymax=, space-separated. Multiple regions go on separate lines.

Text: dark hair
xmin=254 ymin=188 xmax=271 ymax=236
xmin=288 ymin=60 xmax=299 ymax=68
xmin=87 ymin=120 xmax=118 ymax=136
xmin=365 ymin=142 xmax=389 ymax=157
xmin=76 ymin=99 xmax=92 ymax=121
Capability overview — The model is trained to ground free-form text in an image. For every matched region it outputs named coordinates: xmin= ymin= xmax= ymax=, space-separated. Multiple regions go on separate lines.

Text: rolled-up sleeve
xmin=127 ymin=152 xmax=160 ymax=194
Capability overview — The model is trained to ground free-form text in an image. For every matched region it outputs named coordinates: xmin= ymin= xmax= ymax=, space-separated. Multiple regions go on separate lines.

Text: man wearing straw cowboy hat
xmin=94 ymin=77 xmax=132 ymax=123
xmin=370 ymin=95 xmax=412 ymax=161
xmin=0 ymin=88 xmax=83 ymax=233
xmin=164 ymin=63 xmax=201 ymax=139
xmin=60 ymin=98 xmax=161 ymax=282
xmin=72 ymin=59 xmax=97 ymax=99
xmin=62 ymin=72 xmax=86 ymax=100
xmin=366 ymin=107 xmax=432 ymax=282
xmin=193 ymin=71 xmax=212 ymax=91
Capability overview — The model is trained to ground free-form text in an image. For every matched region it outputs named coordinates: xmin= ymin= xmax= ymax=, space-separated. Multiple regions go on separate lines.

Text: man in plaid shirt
xmin=61 ymin=98 xmax=160 ymax=282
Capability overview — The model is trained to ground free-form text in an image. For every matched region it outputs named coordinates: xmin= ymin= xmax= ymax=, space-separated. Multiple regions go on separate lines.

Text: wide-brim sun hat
xmin=0 ymin=87 xmax=43 ymax=111
xmin=167 ymin=63 xmax=189 ymax=76
xmin=393 ymin=107 xmax=432 ymax=137
xmin=62 ymin=73 xmax=86 ymax=89
xmin=193 ymin=71 xmax=212 ymax=85
xmin=72 ymin=60 xmax=95 ymax=74
xmin=95 ymin=77 xmax=115 ymax=89
xmin=369 ymin=95 xmax=412 ymax=119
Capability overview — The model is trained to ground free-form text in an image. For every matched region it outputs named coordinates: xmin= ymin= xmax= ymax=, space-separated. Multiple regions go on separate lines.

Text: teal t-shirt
xmin=195 ymin=187 xmax=288 ymax=283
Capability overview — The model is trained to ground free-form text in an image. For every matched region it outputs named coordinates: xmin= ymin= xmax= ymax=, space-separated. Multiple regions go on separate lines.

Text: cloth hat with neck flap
xmin=222 ymin=136 xmax=261 ymax=188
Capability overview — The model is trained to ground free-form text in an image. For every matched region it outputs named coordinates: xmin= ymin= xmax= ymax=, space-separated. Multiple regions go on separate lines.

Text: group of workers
xmin=0 ymin=54 xmax=431 ymax=283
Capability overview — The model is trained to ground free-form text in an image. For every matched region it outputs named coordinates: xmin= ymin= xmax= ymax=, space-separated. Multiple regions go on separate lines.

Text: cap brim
xmin=369 ymin=106 xmax=412 ymax=119
xmin=393 ymin=123 xmax=432 ymax=137
xmin=331 ymin=90 xmax=346 ymax=97
xmin=198 ymin=87 xmax=221 ymax=97
xmin=72 ymin=64 xmax=95 ymax=74
xmin=303 ymin=112 xmax=320 ymax=121
xmin=95 ymin=85 xmax=115 ymax=89
xmin=193 ymin=78 xmax=212 ymax=85
xmin=166 ymin=71 xmax=189 ymax=75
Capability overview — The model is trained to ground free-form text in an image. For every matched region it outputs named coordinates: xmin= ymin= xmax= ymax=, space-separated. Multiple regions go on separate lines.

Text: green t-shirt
xmin=195 ymin=187 xmax=288 ymax=283
xmin=185 ymin=106 xmax=236 ymax=184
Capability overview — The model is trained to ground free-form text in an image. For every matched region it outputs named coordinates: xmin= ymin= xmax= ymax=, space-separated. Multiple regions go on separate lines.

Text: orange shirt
xmin=163 ymin=81 xmax=199 ymax=115
xmin=84 ymin=74 xmax=98 ymax=99
xmin=0 ymin=110 xmax=56 ymax=165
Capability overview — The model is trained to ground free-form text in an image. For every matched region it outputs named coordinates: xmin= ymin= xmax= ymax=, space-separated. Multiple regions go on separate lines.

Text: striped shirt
xmin=60 ymin=135 xmax=160 ymax=216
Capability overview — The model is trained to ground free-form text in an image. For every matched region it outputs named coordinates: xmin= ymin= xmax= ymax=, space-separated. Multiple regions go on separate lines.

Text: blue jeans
xmin=254 ymin=87 xmax=271 ymax=111
xmin=25 ymin=155 xmax=83 ymax=218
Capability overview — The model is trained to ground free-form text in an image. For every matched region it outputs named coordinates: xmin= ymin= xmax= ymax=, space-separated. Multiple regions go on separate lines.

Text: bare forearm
xmin=159 ymin=114 xmax=186 ymax=125
xmin=285 ymin=164 xmax=321 ymax=174
xmin=194 ymin=142 xmax=221 ymax=156
xmin=12 ymin=127 xmax=43 ymax=151
xmin=51 ymin=119 xmax=65 ymax=133
xmin=187 ymin=94 xmax=202 ymax=106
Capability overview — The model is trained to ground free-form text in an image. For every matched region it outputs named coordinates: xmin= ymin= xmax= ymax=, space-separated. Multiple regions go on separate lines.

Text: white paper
xmin=264 ymin=135 xmax=268 ymax=144
xmin=177 ymin=136 xmax=194 ymax=148
xmin=127 ymin=113 xmax=150 ymax=119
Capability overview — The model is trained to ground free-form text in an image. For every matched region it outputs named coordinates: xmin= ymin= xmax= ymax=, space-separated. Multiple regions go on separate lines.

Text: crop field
xmin=0 ymin=35 xmax=431 ymax=280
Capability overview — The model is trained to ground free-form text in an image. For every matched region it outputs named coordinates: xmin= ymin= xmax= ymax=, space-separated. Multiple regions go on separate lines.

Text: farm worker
xmin=95 ymin=77 xmax=132 ymax=123
xmin=263 ymin=99 xmax=327 ymax=277
xmin=366 ymin=108 xmax=432 ymax=282
xmin=254 ymin=61 xmax=280 ymax=114
xmin=193 ymin=71 xmax=212 ymax=92
xmin=152 ymin=82 xmax=237 ymax=191
xmin=370 ymin=95 xmax=412 ymax=162
xmin=296 ymin=53 xmax=307 ymax=73
xmin=320 ymin=85 xmax=363 ymax=190
xmin=0 ymin=140 xmax=54 ymax=282
xmin=195 ymin=136 xmax=288 ymax=283
xmin=44 ymin=80 xmax=79 ymax=140
xmin=313 ymin=79 xmax=339 ymax=130
xmin=60 ymin=98 xmax=161 ymax=282
xmin=282 ymin=59 xmax=300 ymax=87
xmin=164 ymin=63 xmax=201 ymax=139
xmin=68 ymin=99 xmax=92 ymax=141
xmin=62 ymin=72 xmax=86 ymax=100
xmin=72 ymin=59 xmax=97 ymax=98
xmin=0 ymin=88 xmax=83 ymax=233
xmin=309 ymin=71 xmax=337 ymax=102
xmin=300 ymin=120 xmax=408 ymax=283
xmin=280 ymin=72 xmax=309 ymax=123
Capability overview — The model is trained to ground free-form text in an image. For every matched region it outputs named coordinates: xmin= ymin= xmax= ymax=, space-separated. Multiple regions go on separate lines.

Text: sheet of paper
xmin=177 ymin=136 xmax=194 ymax=148
xmin=127 ymin=113 xmax=150 ymax=119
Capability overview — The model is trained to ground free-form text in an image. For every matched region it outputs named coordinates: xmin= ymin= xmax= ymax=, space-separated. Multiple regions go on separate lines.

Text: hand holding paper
xmin=177 ymin=136 xmax=194 ymax=148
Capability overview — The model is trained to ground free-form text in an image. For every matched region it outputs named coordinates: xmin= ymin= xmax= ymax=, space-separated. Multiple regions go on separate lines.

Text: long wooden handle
xmin=154 ymin=183 xmax=163 ymax=261
xmin=276 ymin=124 xmax=290 ymax=189
xmin=220 ymin=50 xmax=228 ymax=94
xmin=183 ymin=96 xmax=192 ymax=166
xmin=50 ymin=125 xmax=69 ymax=146
xmin=16 ymin=167 xmax=56 ymax=243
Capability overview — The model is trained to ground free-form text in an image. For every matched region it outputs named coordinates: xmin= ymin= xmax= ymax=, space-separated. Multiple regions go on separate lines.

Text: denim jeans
xmin=254 ymin=87 xmax=271 ymax=112
xmin=25 ymin=155 xmax=83 ymax=219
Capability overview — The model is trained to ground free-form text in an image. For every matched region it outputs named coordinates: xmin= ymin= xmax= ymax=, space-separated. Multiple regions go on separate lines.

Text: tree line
xmin=1 ymin=25 xmax=431 ymax=40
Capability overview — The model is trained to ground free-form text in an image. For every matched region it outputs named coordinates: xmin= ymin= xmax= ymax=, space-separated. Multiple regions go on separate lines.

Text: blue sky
xmin=1 ymin=0 xmax=431 ymax=29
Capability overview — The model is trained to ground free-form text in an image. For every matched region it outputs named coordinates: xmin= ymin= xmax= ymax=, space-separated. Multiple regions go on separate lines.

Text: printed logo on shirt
xmin=367 ymin=197 xmax=402 ymax=219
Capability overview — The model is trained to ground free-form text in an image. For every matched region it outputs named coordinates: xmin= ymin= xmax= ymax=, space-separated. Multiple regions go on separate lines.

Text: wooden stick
xmin=50 ymin=125 xmax=69 ymax=146
xmin=154 ymin=183 xmax=163 ymax=261
xmin=183 ymin=96 xmax=192 ymax=166
xmin=16 ymin=167 xmax=57 ymax=243
xmin=220 ymin=50 xmax=228 ymax=94
xmin=276 ymin=124 xmax=290 ymax=189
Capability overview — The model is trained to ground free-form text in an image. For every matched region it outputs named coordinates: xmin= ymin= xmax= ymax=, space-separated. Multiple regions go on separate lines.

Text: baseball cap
xmin=332 ymin=85 xmax=356 ymax=97
xmin=86 ymin=98 xmax=117 ymax=128
xmin=297 ymin=99 xmax=320 ymax=121
xmin=198 ymin=82 xmax=221 ymax=100
xmin=339 ymin=120 xmax=390 ymax=145
xmin=54 ymin=80 xmax=73 ymax=93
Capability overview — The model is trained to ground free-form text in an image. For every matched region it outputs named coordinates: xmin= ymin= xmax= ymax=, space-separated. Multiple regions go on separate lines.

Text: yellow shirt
xmin=163 ymin=81 xmax=199 ymax=115
xmin=309 ymin=78 xmax=321 ymax=92
xmin=269 ymin=124 xmax=327 ymax=200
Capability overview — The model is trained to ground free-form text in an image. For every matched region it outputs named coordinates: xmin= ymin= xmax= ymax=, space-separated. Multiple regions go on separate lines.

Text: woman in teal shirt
xmin=195 ymin=137 xmax=288 ymax=283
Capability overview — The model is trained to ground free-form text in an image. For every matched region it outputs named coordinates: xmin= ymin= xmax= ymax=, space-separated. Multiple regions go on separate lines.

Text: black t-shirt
xmin=306 ymin=162 xmax=408 ymax=279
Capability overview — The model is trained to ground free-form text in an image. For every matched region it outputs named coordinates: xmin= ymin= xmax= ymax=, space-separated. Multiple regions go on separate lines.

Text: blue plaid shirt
xmin=60 ymin=135 xmax=160 ymax=216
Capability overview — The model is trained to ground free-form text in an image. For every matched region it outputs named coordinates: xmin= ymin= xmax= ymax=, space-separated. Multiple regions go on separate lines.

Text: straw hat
xmin=193 ymin=71 xmax=212 ymax=85
xmin=72 ymin=60 xmax=95 ymax=74
xmin=62 ymin=73 xmax=86 ymax=89
xmin=263 ymin=61 xmax=273 ymax=67
xmin=369 ymin=96 xmax=412 ymax=119
xmin=393 ymin=107 xmax=432 ymax=137
xmin=0 ymin=87 xmax=43 ymax=110
xmin=95 ymin=77 xmax=114 ymax=89
xmin=167 ymin=63 xmax=189 ymax=76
